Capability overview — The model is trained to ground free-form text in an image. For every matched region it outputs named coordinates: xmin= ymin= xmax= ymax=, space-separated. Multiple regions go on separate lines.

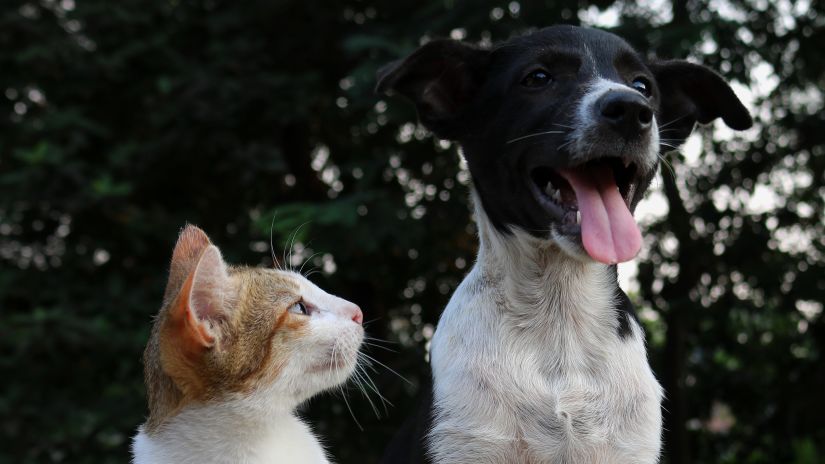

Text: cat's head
xmin=143 ymin=225 xmax=363 ymax=429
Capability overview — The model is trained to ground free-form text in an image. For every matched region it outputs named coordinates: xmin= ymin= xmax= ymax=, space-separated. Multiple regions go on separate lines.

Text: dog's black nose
xmin=598 ymin=91 xmax=653 ymax=138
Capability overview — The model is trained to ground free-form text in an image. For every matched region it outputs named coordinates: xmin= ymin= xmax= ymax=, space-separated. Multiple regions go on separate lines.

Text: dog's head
xmin=377 ymin=25 xmax=752 ymax=264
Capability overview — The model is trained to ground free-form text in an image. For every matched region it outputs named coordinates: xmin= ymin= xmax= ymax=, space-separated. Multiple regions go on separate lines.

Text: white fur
xmin=132 ymin=396 xmax=330 ymax=464
xmin=568 ymin=77 xmax=660 ymax=173
xmin=427 ymin=195 xmax=663 ymax=463
xmin=132 ymin=272 xmax=363 ymax=464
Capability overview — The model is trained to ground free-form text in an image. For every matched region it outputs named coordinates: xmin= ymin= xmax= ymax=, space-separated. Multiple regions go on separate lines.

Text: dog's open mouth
xmin=530 ymin=157 xmax=642 ymax=264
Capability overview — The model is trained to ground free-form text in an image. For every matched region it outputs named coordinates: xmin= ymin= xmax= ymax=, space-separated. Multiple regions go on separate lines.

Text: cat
xmin=132 ymin=225 xmax=364 ymax=464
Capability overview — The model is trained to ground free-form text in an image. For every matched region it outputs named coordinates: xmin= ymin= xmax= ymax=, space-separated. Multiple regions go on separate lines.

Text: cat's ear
xmin=169 ymin=244 xmax=230 ymax=351
xmin=163 ymin=224 xmax=212 ymax=304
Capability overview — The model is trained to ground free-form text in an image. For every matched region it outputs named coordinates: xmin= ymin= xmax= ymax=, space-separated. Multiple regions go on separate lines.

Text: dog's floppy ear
xmin=376 ymin=40 xmax=490 ymax=140
xmin=649 ymin=60 xmax=753 ymax=148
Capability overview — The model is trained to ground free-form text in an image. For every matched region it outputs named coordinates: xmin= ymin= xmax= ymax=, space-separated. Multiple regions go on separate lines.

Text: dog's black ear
xmin=649 ymin=60 xmax=753 ymax=148
xmin=375 ymin=40 xmax=489 ymax=140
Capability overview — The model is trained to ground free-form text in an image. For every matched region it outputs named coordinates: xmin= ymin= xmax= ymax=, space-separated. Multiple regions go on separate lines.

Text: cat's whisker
xmin=303 ymin=269 xmax=322 ymax=279
xmin=329 ymin=339 xmax=339 ymax=372
xmin=363 ymin=334 xmax=397 ymax=344
xmin=298 ymin=251 xmax=323 ymax=276
xmin=269 ymin=214 xmax=282 ymax=270
xmin=338 ymin=384 xmax=364 ymax=431
xmin=329 ymin=342 xmax=373 ymax=425
xmin=357 ymin=365 xmax=395 ymax=415
xmin=358 ymin=352 xmax=412 ymax=385
xmin=362 ymin=341 xmax=397 ymax=353
xmin=281 ymin=227 xmax=292 ymax=272
xmin=355 ymin=355 xmax=393 ymax=416
xmin=361 ymin=335 xmax=399 ymax=352
xmin=356 ymin=362 xmax=392 ymax=413
xmin=359 ymin=357 xmax=384 ymax=378
xmin=284 ymin=221 xmax=310 ymax=271
xmin=361 ymin=317 xmax=383 ymax=328
xmin=301 ymin=266 xmax=319 ymax=278
xmin=350 ymin=363 xmax=382 ymax=418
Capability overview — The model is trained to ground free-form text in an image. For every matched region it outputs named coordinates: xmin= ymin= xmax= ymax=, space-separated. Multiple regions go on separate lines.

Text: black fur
xmin=610 ymin=265 xmax=640 ymax=339
xmin=380 ymin=377 xmax=434 ymax=464
xmin=377 ymin=25 xmax=751 ymax=237
xmin=376 ymin=25 xmax=752 ymax=459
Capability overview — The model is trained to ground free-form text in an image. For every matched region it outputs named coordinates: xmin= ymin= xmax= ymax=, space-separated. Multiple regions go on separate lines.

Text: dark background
xmin=1 ymin=1 xmax=823 ymax=463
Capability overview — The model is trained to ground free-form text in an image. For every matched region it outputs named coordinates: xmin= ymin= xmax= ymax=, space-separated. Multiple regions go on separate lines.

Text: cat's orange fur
xmin=142 ymin=225 xmax=342 ymax=431
xmin=134 ymin=225 xmax=363 ymax=463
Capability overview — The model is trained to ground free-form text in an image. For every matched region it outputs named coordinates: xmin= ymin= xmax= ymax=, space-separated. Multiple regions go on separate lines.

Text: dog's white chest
xmin=428 ymin=261 xmax=662 ymax=464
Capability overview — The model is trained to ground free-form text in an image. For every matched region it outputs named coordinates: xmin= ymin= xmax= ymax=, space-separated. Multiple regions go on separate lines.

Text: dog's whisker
xmin=506 ymin=130 xmax=566 ymax=144
xmin=557 ymin=138 xmax=575 ymax=152
xmin=657 ymin=113 xmax=691 ymax=130
xmin=657 ymin=153 xmax=676 ymax=178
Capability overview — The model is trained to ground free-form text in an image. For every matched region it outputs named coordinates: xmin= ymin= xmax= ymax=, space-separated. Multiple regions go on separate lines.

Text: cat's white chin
xmin=302 ymin=323 xmax=364 ymax=391
xmin=306 ymin=349 xmax=361 ymax=395
xmin=307 ymin=356 xmax=354 ymax=374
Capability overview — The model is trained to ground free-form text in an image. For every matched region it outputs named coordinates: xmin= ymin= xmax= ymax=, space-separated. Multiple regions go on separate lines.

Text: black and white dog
xmin=377 ymin=25 xmax=751 ymax=463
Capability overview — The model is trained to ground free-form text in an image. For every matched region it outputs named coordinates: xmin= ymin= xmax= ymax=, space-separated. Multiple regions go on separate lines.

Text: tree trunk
xmin=660 ymin=163 xmax=700 ymax=464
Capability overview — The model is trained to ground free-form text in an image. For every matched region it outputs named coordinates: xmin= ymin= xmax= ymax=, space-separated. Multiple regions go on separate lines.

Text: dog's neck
xmin=470 ymin=190 xmax=620 ymax=346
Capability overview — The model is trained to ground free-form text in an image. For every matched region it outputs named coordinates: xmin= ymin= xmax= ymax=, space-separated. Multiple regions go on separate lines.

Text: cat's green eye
xmin=289 ymin=301 xmax=308 ymax=315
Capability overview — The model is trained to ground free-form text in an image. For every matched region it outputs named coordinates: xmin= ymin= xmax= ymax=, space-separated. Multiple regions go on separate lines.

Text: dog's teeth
xmin=545 ymin=183 xmax=562 ymax=203
xmin=623 ymin=159 xmax=631 ymax=168
xmin=576 ymin=211 xmax=581 ymax=224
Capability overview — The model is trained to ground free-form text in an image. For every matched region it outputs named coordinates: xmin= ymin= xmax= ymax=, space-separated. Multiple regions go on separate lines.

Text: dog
xmin=376 ymin=25 xmax=752 ymax=464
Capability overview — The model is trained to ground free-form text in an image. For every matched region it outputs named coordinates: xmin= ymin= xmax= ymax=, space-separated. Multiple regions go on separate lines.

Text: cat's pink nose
xmin=347 ymin=304 xmax=363 ymax=325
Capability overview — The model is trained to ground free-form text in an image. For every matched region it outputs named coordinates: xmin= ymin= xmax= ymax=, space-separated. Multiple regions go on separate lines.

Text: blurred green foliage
xmin=1 ymin=1 xmax=823 ymax=463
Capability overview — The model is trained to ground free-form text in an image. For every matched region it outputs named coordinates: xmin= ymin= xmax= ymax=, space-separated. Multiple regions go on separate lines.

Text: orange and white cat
xmin=131 ymin=225 xmax=364 ymax=464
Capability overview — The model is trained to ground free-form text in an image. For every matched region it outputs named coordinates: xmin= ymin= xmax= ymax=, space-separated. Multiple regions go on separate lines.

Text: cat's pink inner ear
xmin=189 ymin=245 xmax=229 ymax=322
xmin=164 ymin=225 xmax=212 ymax=303
xmin=169 ymin=245 xmax=229 ymax=351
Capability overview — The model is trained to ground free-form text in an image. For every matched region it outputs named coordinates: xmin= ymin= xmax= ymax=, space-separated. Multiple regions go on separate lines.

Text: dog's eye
xmin=289 ymin=301 xmax=309 ymax=315
xmin=631 ymin=77 xmax=652 ymax=97
xmin=521 ymin=69 xmax=553 ymax=88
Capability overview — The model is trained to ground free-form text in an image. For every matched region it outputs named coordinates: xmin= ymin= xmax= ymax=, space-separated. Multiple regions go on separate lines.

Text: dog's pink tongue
xmin=559 ymin=165 xmax=642 ymax=264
